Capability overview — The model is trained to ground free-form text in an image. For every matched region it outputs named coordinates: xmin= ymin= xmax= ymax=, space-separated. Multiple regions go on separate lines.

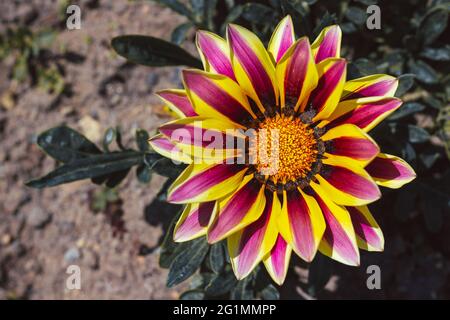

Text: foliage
xmin=27 ymin=0 xmax=450 ymax=299
xmin=0 ymin=27 xmax=65 ymax=95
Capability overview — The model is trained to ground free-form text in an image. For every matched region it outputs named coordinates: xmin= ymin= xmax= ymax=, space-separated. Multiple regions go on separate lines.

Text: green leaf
xmin=204 ymin=0 xmax=218 ymax=31
xmin=208 ymin=242 xmax=225 ymax=273
xmin=111 ymin=35 xmax=202 ymax=68
xmin=171 ymin=22 xmax=193 ymax=45
xmin=242 ymin=3 xmax=275 ymax=23
xmin=136 ymin=164 xmax=152 ymax=183
xmin=408 ymin=60 xmax=439 ymax=85
xmin=26 ymin=151 xmax=143 ymax=188
xmin=167 ymin=237 xmax=209 ymax=287
xmin=135 ymin=129 xmax=150 ymax=152
xmin=408 ymin=125 xmax=430 ymax=143
xmin=220 ymin=5 xmax=244 ymax=34
xmin=345 ymin=7 xmax=367 ymax=26
xmin=154 ymin=0 xmax=192 ymax=18
xmin=418 ymin=9 xmax=448 ymax=46
xmin=260 ymin=284 xmax=280 ymax=300
xmin=159 ymin=210 xmax=183 ymax=269
xmin=180 ymin=289 xmax=205 ymax=300
xmin=205 ymin=269 xmax=238 ymax=297
xmin=420 ymin=46 xmax=450 ymax=61
xmin=395 ymin=74 xmax=415 ymax=97
xmin=388 ymin=102 xmax=425 ymax=120
xmin=37 ymin=126 xmax=102 ymax=163
xmin=230 ymin=273 xmax=253 ymax=300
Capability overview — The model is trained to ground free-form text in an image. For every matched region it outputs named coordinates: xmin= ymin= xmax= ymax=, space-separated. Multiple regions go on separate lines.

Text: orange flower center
xmin=253 ymin=115 xmax=318 ymax=183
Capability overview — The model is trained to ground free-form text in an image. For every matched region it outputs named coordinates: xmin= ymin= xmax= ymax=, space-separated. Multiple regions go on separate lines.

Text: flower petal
xmin=347 ymin=206 xmax=384 ymax=252
xmin=321 ymin=124 xmax=380 ymax=167
xmin=263 ymin=234 xmax=292 ymax=285
xmin=308 ymin=58 xmax=347 ymax=121
xmin=311 ymin=25 xmax=342 ymax=63
xmin=228 ymin=191 xmax=280 ymax=279
xmin=183 ymin=69 xmax=255 ymax=125
xmin=276 ymin=37 xmax=318 ymax=111
xmin=159 ymin=117 xmax=245 ymax=162
xmin=316 ymin=157 xmax=381 ymax=206
xmin=268 ymin=15 xmax=295 ymax=63
xmin=196 ymin=31 xmax=236 ymax=80
xmin=167 ymin=163 xmax=247 ymax=203
xmin=341 ymin=74 xmax=398 ymax=101
xmin=227 ymin=24 xmax=278 ymax=112
xmin=311 ymin=184 xmax=360 ymax=266
xmin=148 ymin=134 xmax=192 ymax=164
xmin=157 ymin=89 xmax=197 ymax=118
xmin=208 ymin=175 xmax=266 ymax=243
xmin=278 ymin=188 xmax=325 ymax=262
xmin=174 ymin=202 xmax=216 ymax=242
xmin=365 ymin=153 xmax=416 ymax=189
xmin=323 ymin=97 xmax=402 ymax=132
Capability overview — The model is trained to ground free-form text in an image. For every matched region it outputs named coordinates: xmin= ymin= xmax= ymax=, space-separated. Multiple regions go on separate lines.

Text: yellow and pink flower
xmin=149 ymin=16 xmax=416 ymax=285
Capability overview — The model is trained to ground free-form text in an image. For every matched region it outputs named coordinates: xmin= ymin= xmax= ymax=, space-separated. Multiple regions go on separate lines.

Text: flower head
xmin=149 ymin=16 xmax=416 ymax=285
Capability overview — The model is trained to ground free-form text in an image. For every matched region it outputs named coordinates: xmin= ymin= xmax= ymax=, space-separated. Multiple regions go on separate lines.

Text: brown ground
xmin=1 ymin=1 xmax=449 ymax=300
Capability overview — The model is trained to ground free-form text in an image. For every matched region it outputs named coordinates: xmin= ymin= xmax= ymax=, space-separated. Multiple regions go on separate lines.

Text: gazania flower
xmin=149 ymin=16 xmax=416 ymax=285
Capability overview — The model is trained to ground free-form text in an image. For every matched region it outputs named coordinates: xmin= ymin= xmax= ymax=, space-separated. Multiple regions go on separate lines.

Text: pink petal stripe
xmin=286 ymin=189 xmax=316 ymax=261
xmin=208 ymin=178 xmax=262 ymax=242
xmin=322 ymin=165 xmax=380 ymax=201
xmin=329 ymin=137 xmax=379 ymax=161
xmin=343 ymin=79 xmax=397 ymax=101
xmin=347 ymin=206 xmax=382 ymax=250
xmin=236 ymin=193 xmax=273 ymax=276
xmin=315 ymin=26 xmax=340 ymax=63
xmin=168 ymin=164 xmax=245 ymax=203
xmin=314 ymin=192 xmax=359 ymax=265
xmin=197 ymin=32 xmax=236 ymax=80
xmin=183 ymin=70 xmax=253 ymax=124
xmin=276 ymin=23 xmax=294 ymax=62
xmin=158 ymin=91 xmax=197 ymax=117
xmin=366 ymin=156 xmax=414 ymax=181
xmin=174 ymin=202 xmax=215 ymax=241
xmin=228 ymin=26 xmax=276 ymax=107
xmin=284 ymin=39 xmax=310 ymax=106
xmin=308 ymin=60 xmax=346 ymax=114
xmin=327 ymin=98 xmax=401 ymax=131
xmin=270 ymin=234 xmax=288 ymax=279
xmin=150 ymin=135 xmax=179 ymax=151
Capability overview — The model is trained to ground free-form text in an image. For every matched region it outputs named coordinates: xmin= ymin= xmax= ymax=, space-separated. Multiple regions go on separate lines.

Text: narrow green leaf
xmin=395 ymin=74 xmax=415 ymax=97
xmin=389 ymin=102 xmax=426 ymax=120
xmin=167 ymin=237 xmax=209 ymax=287
xmin=111 ymin=35 xmax=202 ymax=68
xmin=418 ymin=9 xmax=448 ymax=46
xmin=208 ymin=242 xmax=225 ymax=273
xmin=171 ymin=22 xmax=193 ymax=45
xmin=420 ymin=46 xmax=450 ymax=61
xmin=154 ymin=0 xmax=192 ymax=18
xmin=26 ymin=151 xmax=143 ymax=188
xmin=135 ymin=129 xmax=150 ymax=152
xmin=408 ymin=60 xmax=439 ymax=85
xmin=408 ymin=125 xmax=430 ymax=143
xmin=260 ymin=284 xmax=280 ymax=300
xmin=180 ymin=289 xmax=205 ymax=300
xmin=345 ymin=7 xmax=367 ymax=26
xmin=205 ymin=269 xmax=238 ymax=297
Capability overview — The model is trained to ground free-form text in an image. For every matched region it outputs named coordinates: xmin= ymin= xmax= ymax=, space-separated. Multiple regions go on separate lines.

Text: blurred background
xmin=0 ymin=0 xmax=449 ymax=299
